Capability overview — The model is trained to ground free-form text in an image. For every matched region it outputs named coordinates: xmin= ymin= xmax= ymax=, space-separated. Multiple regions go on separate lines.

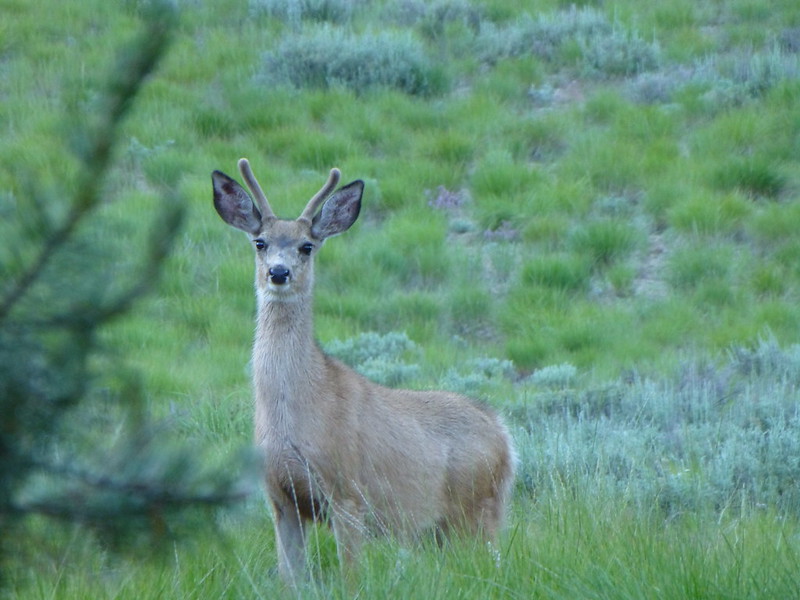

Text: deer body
xmin=212 ymin=160 xmax=515 ymax=583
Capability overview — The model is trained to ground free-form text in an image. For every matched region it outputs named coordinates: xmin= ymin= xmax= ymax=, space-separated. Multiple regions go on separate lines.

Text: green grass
xmin=3 ymin=0 xmax=800 ymax=597
xmin=8 ymin=489 xmax=800 ymax=599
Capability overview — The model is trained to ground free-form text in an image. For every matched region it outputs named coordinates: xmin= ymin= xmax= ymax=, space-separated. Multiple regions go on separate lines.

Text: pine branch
xmin=0 ymin=4 xmax=176 ymax=323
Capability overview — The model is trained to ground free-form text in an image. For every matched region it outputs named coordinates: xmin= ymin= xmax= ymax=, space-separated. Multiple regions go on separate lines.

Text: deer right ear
xmin=212 ymin=170 xmax=262 ymax=234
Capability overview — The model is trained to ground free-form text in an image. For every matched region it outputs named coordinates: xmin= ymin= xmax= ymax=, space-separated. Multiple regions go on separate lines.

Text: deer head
xmin=212 ymin=159 xmax=364 ymax=301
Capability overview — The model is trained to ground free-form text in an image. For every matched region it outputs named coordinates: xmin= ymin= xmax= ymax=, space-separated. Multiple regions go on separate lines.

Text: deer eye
xmin=254 ymin=239 xmax=267 ymax=251
xmin=299 ymin=242 xmax=314 ymax=256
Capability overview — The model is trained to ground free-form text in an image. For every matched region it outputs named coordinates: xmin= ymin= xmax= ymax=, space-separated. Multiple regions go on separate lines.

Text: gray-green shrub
xmin=511 ymin=343 xmax=800 ymax=516
xmin=249 ymin=0 xmax=356 ymax=26
xmin=325 ymin=331 xmax=421 ymax=385
xmin=441 ymin=357 xmax=515 ymax=396
xmin=578 ymin=26 xmax=661 ymax=78
xmin=261 ymin=26 xmax=443 ymax=95
xmin=527 ymin=362 xmax=578 ymax=389
xmin=476 ymin=6 xmax=660 ymax=78
xmin=627 ymin=45 xmax=800 ymax=107
xmin=477 ymin=7 xmax=610 ymax=64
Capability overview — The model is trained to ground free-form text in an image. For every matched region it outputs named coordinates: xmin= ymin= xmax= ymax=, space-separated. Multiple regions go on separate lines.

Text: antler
xmin=238 ymin=158 xmax=274 ymax=220
xmin=299 ymin=168 xmax=341 ymax=223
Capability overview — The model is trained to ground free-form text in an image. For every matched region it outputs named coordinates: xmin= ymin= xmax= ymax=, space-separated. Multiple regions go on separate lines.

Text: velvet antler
xmin=238 ymin=158 xmax=274 ymax=220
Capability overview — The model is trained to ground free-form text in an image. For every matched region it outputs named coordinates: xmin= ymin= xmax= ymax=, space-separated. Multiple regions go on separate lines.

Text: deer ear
xmin=212 ymin=170 xmax=262 ymax=234
xmin=311 ymin=180 xmax=363 ymax=240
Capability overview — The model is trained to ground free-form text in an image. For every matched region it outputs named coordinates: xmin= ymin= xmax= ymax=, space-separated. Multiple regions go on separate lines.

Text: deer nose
xmin=268 ymin=265 xmax=290 ymax=285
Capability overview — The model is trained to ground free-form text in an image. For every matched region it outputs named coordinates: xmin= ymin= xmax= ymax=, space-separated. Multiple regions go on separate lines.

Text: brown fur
xmin=212 ymin=160 xmax=515 ymax=583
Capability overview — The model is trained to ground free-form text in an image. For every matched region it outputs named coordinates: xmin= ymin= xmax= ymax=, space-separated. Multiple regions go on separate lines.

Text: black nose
xmin=269 ymin=265 xmax=290 ymax=285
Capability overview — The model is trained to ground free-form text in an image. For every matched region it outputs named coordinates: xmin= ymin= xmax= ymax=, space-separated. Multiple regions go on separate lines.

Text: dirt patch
xmin=633 ymin=232 xmax=670 ymax=300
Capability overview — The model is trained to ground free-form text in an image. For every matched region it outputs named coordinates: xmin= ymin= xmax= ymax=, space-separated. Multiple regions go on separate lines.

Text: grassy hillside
xmin=2 ymin=0 xmax=800 ymax=597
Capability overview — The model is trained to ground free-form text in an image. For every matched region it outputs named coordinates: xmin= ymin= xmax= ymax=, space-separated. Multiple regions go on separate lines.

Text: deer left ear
xmin=311 ymin=180 xmax=364 ymax=240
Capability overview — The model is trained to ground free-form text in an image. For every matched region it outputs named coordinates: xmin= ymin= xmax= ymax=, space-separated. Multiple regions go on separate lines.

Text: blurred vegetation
xmin=0 ymin=3 xmax=251 ymax=591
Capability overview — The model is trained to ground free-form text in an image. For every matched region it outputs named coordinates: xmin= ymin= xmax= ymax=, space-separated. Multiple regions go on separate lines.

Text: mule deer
xmin=211 ymin=159 xmax=515 ymax=583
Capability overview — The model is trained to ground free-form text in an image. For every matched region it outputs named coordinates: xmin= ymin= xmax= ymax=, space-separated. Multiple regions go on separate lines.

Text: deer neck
xmin=253 ymin=293 xmax=324 ymax=415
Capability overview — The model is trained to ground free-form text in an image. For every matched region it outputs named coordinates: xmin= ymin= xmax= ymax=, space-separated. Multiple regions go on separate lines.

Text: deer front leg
xmin=272 ymin=500 xmax=307 ymax=585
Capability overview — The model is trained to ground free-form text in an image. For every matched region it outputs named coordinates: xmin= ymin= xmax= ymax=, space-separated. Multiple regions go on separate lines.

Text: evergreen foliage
xmin=0 ymin=3 xmax=249 ymax=589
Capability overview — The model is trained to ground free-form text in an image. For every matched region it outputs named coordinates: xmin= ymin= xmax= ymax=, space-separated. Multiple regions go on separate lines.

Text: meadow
xmin=2 ymin=0 xmax=800 ymax=597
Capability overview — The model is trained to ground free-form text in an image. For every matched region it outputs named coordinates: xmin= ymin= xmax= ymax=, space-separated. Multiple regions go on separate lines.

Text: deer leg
xmin=272 ymin=500 xmax=307 ymax=585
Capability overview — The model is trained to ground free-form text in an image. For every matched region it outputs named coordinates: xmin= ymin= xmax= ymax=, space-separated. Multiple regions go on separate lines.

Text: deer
xmin=211 ymin=158 xmax=516 ymax=584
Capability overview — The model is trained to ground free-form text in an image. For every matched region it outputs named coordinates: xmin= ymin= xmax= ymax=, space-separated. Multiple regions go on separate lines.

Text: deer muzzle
xmin=268 ymin=265 xmax=290 ymax=285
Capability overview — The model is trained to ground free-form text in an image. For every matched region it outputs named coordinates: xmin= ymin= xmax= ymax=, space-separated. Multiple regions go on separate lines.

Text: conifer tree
xmin=0 ymin=2 xmax=248 ymax=587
